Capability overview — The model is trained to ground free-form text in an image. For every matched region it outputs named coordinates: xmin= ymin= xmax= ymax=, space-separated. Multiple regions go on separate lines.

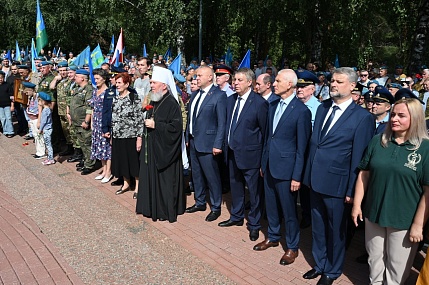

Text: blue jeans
xmin=43 ymin=129 xmax=53 ymax=160
xmin=0 ymin=106 xmax=14 ymax=135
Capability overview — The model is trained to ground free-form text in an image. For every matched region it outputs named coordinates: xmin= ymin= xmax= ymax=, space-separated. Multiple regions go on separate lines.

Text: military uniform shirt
xmin=37 ymin=74 xmax=56 ymax=102
xmin=69 ymin=83 xmax=93 ymax=127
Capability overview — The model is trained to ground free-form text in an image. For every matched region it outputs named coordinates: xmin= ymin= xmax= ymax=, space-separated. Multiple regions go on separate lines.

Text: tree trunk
xmin=408 ymin=0 xmax=429 ymax=73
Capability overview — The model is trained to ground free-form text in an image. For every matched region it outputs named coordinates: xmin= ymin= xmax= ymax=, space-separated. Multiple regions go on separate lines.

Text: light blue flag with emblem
xmin=168 ymin=53 xmax=182 ymax=75
xmin=15 ymin=41 xmax=21 ymax=62
xmin=109 ymin=35 xmax=114 ymax=54
xmin=31 ymin=38 xmax=37 ymax=72
xmin=143 ymin=44 xmax=147 ymax=57
xmin=72 ymin=46 xmax=90 ymax=68
xmin=88 ymin=48 xmax=96 ymax=86
xmin=91 ymin=44 xmax=104 ymax=68
xmin=238 ymin=49 xmax=251 ymax=69
xmin=36 ymin=0 xmax=48 ymax=53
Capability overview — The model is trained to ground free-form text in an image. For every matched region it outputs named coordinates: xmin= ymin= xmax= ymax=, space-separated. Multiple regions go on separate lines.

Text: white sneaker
xmin=95 ymin=174 xmax=104 ymax=180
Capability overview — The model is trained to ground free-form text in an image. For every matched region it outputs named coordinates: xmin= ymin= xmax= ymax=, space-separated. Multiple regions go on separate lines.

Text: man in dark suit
xmin=254 ymin=69 xmax=312 ymax=266
xmin=185 ymin=65 xmax=227 ymax=222
xmin=302 ymin=67 xmax=375 ymax=285
xmin=218 ymin=68 xmax=268 ymax=242
xmin=255 ymin=73 xmax=278 ymax=103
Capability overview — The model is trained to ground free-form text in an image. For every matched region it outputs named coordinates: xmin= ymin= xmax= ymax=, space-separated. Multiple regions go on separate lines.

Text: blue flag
xmin=164 ymin=48 xmax=171 ymax=62
xmin=91 ymin=44 xmax=104 ymax=68
xmin=334 ymin=54 xmax=340 ymax=68
xmin=36 ymin=0 xmax=48 ymax=53
xmin=88 ymin=48 xmax=95 ymax=86
xmin=109 ymin=35 xmax=114 ymax=54
xmin=72 ymin=46 xmax=91 ymax=67
xmin=53 ymin=47 xmax=57 ymax=56
xmin=114 ymin=50 xmax=119 ymax=67
xmin=15 ymin=41 xmax=21 ymax=62
xmin=238 ymin=49 xmax=251 ymax=69
xmin=143 ymin=44 xmax=147 ymax=57
xmin=31 ymin=38 xmax=37 ymax=72
xmin=5 ymin=50 xmax=11 ymax=61
xmin=169 ymin=53 xmax=182 ymax=75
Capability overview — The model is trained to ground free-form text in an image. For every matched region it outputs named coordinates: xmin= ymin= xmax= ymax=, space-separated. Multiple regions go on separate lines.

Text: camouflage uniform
xmin=56 ymin=78 xmax=73 ymax=145
xmin=67 ymin=82 xmax=80 ymax=149
xmin=69 ymin=83 xmax=95 ymax=169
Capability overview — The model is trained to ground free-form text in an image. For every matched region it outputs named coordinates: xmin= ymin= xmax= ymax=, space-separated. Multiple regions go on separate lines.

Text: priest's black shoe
xmin=111 ymin=179 xmax=123 ymax=186
xmin=205 ymin=211 xmax=220 ymax=222
xmin=317 ymin=275 xmax=335 ymax=285
xmin=218 ymin=219 xmax=244 ymax=227
xmin=185 ymin=204 xmax=206 ymax=213
xmin=115 ymin=186 xmax=130 ymax=195
xmin=249 ymin=229 xmax=259 ymax=241
xmin=80 ymin=168 xmax=94 ymax=175
xmin=303 ymin=268 xmax=322 ymax=279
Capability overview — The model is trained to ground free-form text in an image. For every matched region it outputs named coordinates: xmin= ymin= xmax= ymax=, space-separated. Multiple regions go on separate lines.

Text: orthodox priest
xmin=136 ymin=66 xmax=186 ymax=222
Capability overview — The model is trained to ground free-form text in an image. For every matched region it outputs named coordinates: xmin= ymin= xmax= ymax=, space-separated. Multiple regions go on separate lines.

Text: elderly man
xmin=303 ymin=67 xmax=374 ymax=285
xmin=214 ymin=64 xmax=234 ymax=97
xmin=136 ymin=66 xmax=185 ymax=223
xmin=254 ymin=69 xmax=311 ymax=266
xmin=255 ymin=73 xmax=278 ymax=102
xmin=185 ymin=65 xmax=227 ymax=222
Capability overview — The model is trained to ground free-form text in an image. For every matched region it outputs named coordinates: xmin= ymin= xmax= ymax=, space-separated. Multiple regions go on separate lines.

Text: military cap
xmin=174 ymin=73 xmax=186 ymax=83
xmin=82 ymin=63 xmax=89 ymax=68
xmin=17 ymin=64 xmax=30 ymax=70
xmin=22 ymin=82 xmax=36 ymax=89
xmin=295 ymin=69 xmax=320 ymax=87
xmin=38 ymin=91 xmax=52 ymax=102
xmin=363 ymin=91 xmax=375 ymax=102
xmin=316 ymin=71 xmax=326 ymax=77
xmin=367 ymin=79 xmax=379 ymax=87
xmin=68 ymin=65 xmax=78 ymax=71
xmin=394 ymin=88 xmax=424 ymax=104
xmin=145 ymin=70 xmax=153 ymax=76
xmin=352 ymin=84 xmax=363 ymax=93
xmin=387 ymin=83 xmax=402 ymax=90
xmin=213 ymin=64 xmax=233 ymax=75
xmin=76 ymin=69 xmax=90 ymax=76
xmin=395 ymin=65 xmax=404 ymax=69
xmin=39 ymin=61 xmax=51 ymax=67
xmin=0 ymin=71 xmax=5 ymax=77
xmin=421 ymin=65 xmax=428 ymax=69
xmin=373 ymin=86 xmax=394 ymax=105
xmin=380 ymin=65 xmax=388 ymax=70
xmin=57 ymin=61 xmax=68 ymax=68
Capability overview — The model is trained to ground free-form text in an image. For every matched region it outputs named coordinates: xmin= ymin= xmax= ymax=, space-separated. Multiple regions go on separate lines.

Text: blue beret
xmin=68 ymin=65 xmax=78 ymax=71
xmin=213 ymin=64 xmax=233 ymax=75
xmin=58 ymin=61 xmax=68 ymax=68
xmin=39 ymin=61 xmax=51 ymax=67
xmin=295 ymin=69 xmax=320 ymax=86
xmin=38 ymin=91 xmax=51 ymax=102
xmin=22 ymin=82 xmax=36 ymax=89
xmin=17 ymin=64 xmax=30 ymax=70
xmin=76 ymin=69 xmax=90 ymax=75
xmin=82 ymin=63 xmax=89 ymax=68
xmin=373 ymin=86 xmax=394 ymax=105
xmin=110 ymin=66 xmax=126 ymax=74
xmin=395 ymin=65 xmax=404 ymax=69
xmin=174 ymin=73 xmax=186 ymax=83
xmin=380 ymin=66 xmax=388 ymax=70
xmin=394 ymin=88 xmax=424 ymax=104
xmin=388 ymin=83 xmax=402 ymax=90
xmin=367 ymin=79 xmax=379 ymax=87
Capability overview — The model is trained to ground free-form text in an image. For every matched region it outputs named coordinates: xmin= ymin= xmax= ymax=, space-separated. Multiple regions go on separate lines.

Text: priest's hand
xmin=212 ymin=148 xmax=222 ymax=156
xmin=145 ymin=118 xmax=155 ymax=129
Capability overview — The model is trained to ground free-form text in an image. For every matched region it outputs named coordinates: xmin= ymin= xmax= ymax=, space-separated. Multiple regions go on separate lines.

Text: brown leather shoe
xmin=280 ymin=249 xmax=298 ymax=265
xmin=253 ymin=239 xmax=279 ymax=251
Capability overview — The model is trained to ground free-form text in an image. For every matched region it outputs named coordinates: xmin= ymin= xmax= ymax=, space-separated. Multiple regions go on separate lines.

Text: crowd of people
xmin=2 ymin=50 xmax=429 ymax=285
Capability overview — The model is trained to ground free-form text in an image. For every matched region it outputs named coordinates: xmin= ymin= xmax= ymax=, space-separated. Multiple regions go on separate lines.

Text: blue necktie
xmin=320 ymin=105 xmax=340 ymax=138
xmin=191 ymin=90 xmax=204 ymax=133
xmin=230 ymin=97 xmax=242 ymax=136
xmin=273 ymin=101 xmax=286 ymax=132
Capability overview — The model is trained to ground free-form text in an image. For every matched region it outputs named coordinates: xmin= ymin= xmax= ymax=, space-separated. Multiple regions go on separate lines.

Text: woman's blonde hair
xmin=382 ymin=98 xmax=429 ymax=149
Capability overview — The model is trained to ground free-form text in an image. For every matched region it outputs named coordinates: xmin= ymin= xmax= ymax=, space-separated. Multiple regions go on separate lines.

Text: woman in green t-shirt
xmin=352 ymin=98 xmax=429 ymax=285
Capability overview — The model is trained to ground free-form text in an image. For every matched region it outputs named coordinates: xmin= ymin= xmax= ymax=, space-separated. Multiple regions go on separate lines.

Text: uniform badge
xmin=404 ymin=150 xmax=421 ymax=171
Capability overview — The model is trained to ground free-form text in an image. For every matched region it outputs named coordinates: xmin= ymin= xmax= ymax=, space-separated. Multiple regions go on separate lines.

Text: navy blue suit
xmin=266 ymin=92 xmax=279 ymax=103
xmin=225 ymin=91 xmax=268 ymax=229
xmin=261 ymin=96 xmax=312 ymax=249
xmin=185 ymin=85 xmax=227 ymax=211
xmin=303 ymin=99 xmax=374 ymax=279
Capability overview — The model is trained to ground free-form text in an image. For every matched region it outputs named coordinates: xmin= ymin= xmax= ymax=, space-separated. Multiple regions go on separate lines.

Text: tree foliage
xmin=0 ymin=0 xmax=427 ymax=69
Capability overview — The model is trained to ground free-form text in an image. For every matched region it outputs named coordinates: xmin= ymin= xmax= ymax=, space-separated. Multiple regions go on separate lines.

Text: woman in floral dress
xmin=90 ymin=69 xmax=112 ymax=183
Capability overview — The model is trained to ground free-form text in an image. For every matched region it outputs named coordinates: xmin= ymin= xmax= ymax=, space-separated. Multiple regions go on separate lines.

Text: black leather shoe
xmin=218 ymin=219 xmax=244 ymax=227
xmin=76 ymin=166 xmax=84 ymax=172
xmin=249 ymin=229 xmax=259 ymax=241
xmin=111 ymin=179 xmax=124 ymax=186
xmin=76 ymin=161 xmax=84 ymax=168
xmin=303 ymin=269 xmax=322 ymax=279
xmin=205 ymin=211 xmax=221 ymax=222
xmin=67 ymin=155 xmax=82 ymax=163
xmin=317 ymin=275 xmax=335 ymax=285
xmin=115 ymin=187 xmax=130 ymax=195
xmin=185 ymin=204 xmax=207 ymax=213
xmin=81 ymin=168 xmax=94 ymax=175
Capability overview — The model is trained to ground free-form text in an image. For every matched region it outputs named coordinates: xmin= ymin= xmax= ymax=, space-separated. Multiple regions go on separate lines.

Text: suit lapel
xmin=234 ymin=92 xmax=254 ymax=130
xmin=320 ymin=102 xmax=356 ymax=143
xmin=196 ymin=86 xmax=215 ymax=117
xmin=317 ymin=101 xmax=332 ymax=142
xmin=273 ymin=97 xmax=296 ymax=135
xmin=268 ymin=99 xmax=279 ymax=136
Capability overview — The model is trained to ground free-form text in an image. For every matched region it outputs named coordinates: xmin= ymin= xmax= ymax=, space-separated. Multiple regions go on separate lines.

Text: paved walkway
xmin=0 ymin=134 xmax=424 ymax=284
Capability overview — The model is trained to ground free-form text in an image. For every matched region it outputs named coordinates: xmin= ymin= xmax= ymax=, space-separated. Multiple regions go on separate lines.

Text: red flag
xmin=110 ymin=28 xmax=124 ymax=64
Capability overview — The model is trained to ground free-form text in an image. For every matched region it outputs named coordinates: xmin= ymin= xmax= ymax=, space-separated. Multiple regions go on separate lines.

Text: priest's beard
xmin=151 ymin=91 xmax=164 ymax=102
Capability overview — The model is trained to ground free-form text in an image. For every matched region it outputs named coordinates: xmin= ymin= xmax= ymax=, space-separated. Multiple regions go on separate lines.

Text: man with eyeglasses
xmin=357 ymin=69 xmax=370 ymax=94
